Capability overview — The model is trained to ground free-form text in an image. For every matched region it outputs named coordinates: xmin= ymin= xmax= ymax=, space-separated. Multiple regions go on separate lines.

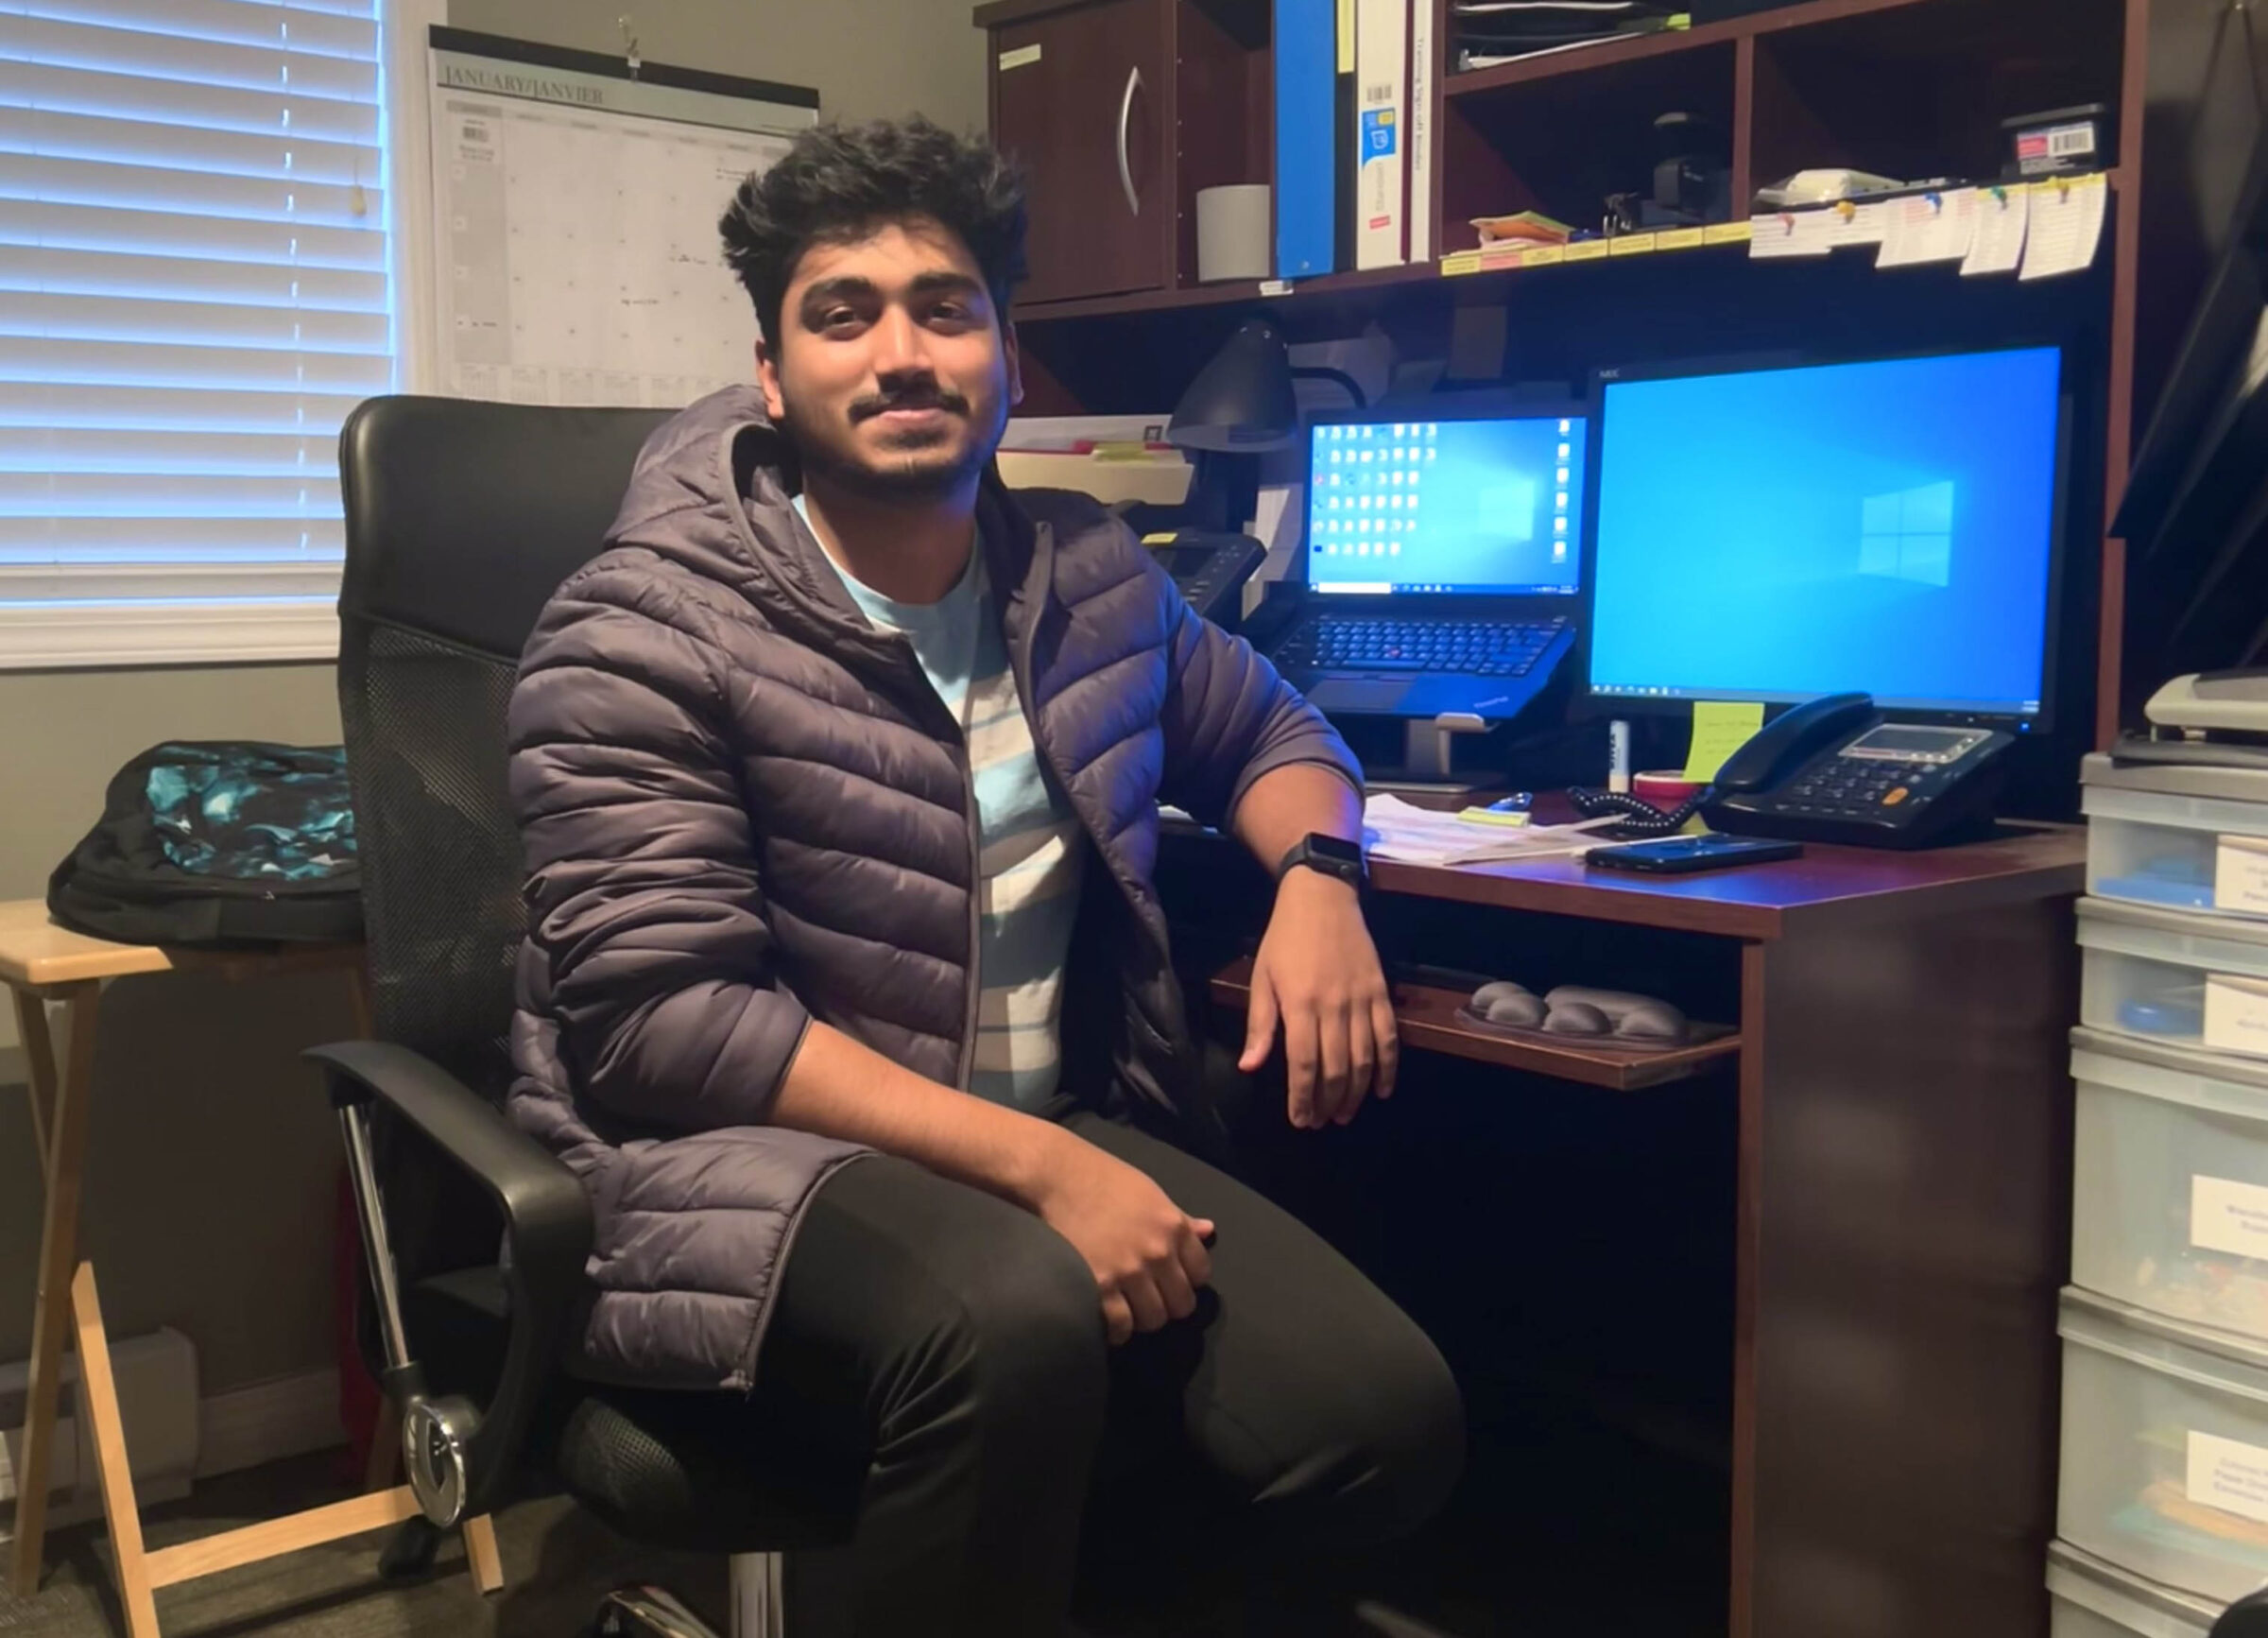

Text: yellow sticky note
xmin=1704 ymin=219 xmax=1755 ymax=245
xmin=1656 ymin=227 xmax=1707 ymax=251
xmin=1563 ymin=239 xmax=1611 ymax=264
xmin=1683 ymin=700 xmax=1766 ymax=783
xmin=1520 ymin=243 xmax=1565 ymax=267
xmin=1608 ymin=233 xmax=1659 ymax=256
xmin=1440 ymin=250 xmax=1484 ymax=277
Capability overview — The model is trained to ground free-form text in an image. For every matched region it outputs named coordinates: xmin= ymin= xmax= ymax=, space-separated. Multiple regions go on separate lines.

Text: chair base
xmin=589 ymin=1554 xmax=782 ymax=1638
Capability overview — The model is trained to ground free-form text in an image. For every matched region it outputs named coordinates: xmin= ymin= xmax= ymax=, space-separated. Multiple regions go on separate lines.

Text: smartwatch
xmin=1278 ymin=833 xmax=1367 ymax=890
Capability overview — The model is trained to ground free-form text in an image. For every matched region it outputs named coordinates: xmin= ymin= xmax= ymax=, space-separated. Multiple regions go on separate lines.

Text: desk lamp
xmin=1166 ymin=318 xmax=1364 ymax=531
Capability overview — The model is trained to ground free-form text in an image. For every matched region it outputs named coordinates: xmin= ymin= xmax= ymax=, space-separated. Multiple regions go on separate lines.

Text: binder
xmin=1354 ymin=0 xmax=1408 ymax=267
xmin=1408 ymin=0 xmax=1435 ymax=262
xmin=1335 ymin=0 xmax=1356 ymax=271
xmin=1275 ymin=0 xmax=1338 ymax=278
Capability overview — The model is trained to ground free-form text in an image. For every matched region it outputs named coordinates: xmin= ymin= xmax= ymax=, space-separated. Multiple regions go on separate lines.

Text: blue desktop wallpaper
xmin=1588 ymin=348 xmax=2062 ymax=714
xmin=1306 ymin=416 xmax=1586 ymax=595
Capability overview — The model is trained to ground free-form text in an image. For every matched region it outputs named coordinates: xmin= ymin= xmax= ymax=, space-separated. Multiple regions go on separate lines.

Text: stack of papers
xmin=1747 ymin=174 xmax=2107 ymax=280
xmin=1364 ymin=795 xmax=1621 ymax=867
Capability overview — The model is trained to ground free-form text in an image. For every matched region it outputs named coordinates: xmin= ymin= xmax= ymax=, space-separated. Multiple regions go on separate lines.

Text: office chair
xmin=317 ymin=395 xmax=854 ymax=1638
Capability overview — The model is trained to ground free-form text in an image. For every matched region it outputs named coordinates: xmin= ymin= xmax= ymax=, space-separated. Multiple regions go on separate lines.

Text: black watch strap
xmin=1278 ymin=833 xmax=1366 ymax=888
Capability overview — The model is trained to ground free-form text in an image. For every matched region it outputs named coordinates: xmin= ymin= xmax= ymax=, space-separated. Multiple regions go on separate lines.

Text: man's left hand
xmin=1237 ymin=869 xmax=1398 ymax=1129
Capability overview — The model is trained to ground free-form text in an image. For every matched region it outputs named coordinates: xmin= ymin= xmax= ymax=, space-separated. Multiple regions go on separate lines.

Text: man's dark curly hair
xmin=719 ymin=117 xmax=1027 ymax=349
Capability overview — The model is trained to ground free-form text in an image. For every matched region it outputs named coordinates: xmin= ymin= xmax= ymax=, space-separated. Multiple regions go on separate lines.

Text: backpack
xmin=46 ymin=742 xmax=364 ymax=947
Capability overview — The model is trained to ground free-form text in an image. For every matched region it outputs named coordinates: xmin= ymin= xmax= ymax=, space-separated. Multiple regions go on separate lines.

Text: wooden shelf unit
xmin=978 ymin=0 xmax=2235 ymax=750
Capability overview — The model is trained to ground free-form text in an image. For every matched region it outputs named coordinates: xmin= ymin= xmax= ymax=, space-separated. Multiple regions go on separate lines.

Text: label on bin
xmin=2192 ymin=1174 xmax=2268 ymax=1260
xmin=2189 ymin=1431 xmax=2268 ymax=1525
xmin=2205 ymin=975 xmax=2268 ymax=1058
xmin=2219 ymin=836 xmax=2268 ymax=915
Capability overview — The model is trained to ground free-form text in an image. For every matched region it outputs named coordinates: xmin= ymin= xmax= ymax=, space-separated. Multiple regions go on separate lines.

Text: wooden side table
xmin=0 ymin=901 xmax=502 ymax=1634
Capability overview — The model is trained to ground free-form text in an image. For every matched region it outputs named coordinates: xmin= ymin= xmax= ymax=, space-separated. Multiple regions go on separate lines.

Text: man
xmin=507 ymin=117 xmax=1461 ymax=1636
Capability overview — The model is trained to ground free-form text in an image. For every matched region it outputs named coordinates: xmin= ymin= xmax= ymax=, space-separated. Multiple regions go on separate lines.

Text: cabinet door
xmin=990 ymin=0 xmax=1170 ymax=305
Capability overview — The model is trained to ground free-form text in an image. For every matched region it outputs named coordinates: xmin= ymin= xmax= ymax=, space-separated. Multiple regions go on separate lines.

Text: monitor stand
xmin=1364 ymin=715 xmax=1487 ymax=800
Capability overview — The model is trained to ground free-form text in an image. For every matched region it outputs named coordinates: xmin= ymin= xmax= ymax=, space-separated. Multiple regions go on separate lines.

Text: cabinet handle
xmin=1115 ymin=65 xmax=1143 ymax=216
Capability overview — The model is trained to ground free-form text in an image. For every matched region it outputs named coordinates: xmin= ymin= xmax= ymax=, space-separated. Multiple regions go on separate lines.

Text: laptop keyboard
xmin=1279 ymin=614 xmax=1569 ymax=677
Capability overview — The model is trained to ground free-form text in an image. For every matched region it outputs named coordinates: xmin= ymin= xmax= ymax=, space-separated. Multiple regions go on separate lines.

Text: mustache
xmin=850 ymin=386 xmax=971 ymax=422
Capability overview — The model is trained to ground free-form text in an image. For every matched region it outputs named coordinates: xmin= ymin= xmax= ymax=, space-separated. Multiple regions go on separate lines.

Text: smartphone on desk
xmin=1587 ymin=834 xmax=1804 ymax=873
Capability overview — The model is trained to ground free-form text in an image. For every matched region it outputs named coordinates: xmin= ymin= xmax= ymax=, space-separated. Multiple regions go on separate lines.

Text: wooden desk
xmin=0 ymin=902 xmax=500 ymax=1634
xmin=1171 ymin=826 xmax=2086 ymax=1638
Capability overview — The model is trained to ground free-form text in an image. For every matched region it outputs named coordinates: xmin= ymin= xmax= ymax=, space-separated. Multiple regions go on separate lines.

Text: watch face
xmin=1307 ymin=835 xmax=1364 ymax=867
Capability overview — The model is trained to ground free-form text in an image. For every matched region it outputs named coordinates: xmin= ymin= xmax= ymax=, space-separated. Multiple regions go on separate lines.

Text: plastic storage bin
xmin=2074 ymin=1027 xmax=2268 ymax=1343
xmin=2080 ymin=899 xmax=2268 ymax=1060
xmin=2086 ymin=754 xmax=2268 ymax=922
xmin=2059 ymin=1286 xmax=2268 ymax=1602
xmin=2048 ymin=1541 xmax=2219 ymax=1638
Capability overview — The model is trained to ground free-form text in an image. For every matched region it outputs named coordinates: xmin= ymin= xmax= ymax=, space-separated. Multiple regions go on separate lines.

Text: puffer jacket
xmin=507 ymin=386 xmax=1360 ymax=1390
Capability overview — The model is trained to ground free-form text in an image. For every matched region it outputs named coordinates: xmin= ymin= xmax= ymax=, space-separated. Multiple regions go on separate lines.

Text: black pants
xmin=752 ymin=1109 xmax=1464 ymax=1637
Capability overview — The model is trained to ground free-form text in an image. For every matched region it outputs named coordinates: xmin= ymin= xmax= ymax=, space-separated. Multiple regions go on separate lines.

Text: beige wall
xmin=449 ymin=0 xmax=988 ymax=129
xmin=0 ymin=0 xmax=988 ymax=1402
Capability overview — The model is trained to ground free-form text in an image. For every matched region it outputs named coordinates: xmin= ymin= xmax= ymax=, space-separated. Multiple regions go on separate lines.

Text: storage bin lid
xmin=2079 ymin=894 xmax=2268 ymax=955
xmin=2086 ymin=750 xmax=2268 ymax=804
xmin=2061 ymin=1285 xmax=2268 ymax=1389
xmin=2046 ymin=1541 xmax=2221 ymax=1634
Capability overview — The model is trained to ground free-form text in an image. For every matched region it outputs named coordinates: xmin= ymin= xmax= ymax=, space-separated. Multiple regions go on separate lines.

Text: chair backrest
xmin=335 ymin=396 xmax=673 ymax=1100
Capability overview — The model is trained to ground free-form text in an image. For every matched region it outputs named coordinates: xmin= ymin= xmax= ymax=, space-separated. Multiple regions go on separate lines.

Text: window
xmin=1859 ymin=480 xmax=1953 ymax=588
xmin=1 ymin=0 xmax=439 ymax=667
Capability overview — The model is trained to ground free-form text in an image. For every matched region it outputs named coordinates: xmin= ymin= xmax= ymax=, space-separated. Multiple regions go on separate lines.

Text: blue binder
xmin=1274 ymin=0 xmax=1337 ymax=279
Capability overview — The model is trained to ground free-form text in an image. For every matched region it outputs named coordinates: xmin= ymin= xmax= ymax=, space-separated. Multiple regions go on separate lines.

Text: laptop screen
xmin=1304 ymin=412 xmax=1587 ymax=596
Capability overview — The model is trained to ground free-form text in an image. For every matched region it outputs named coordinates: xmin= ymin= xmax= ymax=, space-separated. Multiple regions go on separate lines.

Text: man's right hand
xmin=773 ymin=1024 xmax=1212 ymax=1344
xmin=1028 ymin=1129 xmax=1213 ymax=1346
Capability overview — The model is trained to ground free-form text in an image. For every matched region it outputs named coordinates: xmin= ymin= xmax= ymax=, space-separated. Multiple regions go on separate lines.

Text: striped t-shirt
xmin=797 ymin=499 xmax=1085 ymax=1108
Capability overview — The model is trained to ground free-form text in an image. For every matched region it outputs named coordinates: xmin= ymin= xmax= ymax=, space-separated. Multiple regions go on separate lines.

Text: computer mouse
xmin=1541 ymin=1000 xmax=1610 ymax=1036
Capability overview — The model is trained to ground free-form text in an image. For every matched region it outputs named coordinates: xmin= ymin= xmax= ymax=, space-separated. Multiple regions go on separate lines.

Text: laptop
xmin=1263 ymin=405 xmax=1589 ymax=721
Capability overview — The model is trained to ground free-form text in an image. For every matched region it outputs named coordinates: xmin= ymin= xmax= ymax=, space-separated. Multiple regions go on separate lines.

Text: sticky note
xmin=1682 ymin=701 xmax=1765 ymax=783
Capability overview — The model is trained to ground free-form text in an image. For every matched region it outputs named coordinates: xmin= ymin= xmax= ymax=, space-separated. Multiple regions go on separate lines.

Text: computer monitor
xmin=1584 ymin=346 xmax=2067 ymax=726
xmin=1304 ymin=408 xmax=1588 ymax=597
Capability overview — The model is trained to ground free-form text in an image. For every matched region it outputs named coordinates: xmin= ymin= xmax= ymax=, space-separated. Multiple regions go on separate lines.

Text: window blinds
xmin=0 ymin=0 xmax=393 ymax=664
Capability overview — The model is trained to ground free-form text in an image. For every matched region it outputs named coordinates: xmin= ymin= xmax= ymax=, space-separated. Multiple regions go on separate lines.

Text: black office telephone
xmin=1699 ymin=692 xmax=2016 ymax=850
xmin=1145 ymin=530 xmax=1268 ymax=629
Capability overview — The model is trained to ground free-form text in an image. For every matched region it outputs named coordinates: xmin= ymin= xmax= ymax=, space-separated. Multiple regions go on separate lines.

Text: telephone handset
xmin=1143 ymin=530 xmax=1268 ymax=629
xmin=1712 ymin=692 xmax=1877 ymax=794
xmin=1702 ymin=692 xmax=2017 ymax=850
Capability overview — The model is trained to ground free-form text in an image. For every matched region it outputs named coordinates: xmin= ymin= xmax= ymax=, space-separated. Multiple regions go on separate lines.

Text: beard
xmin=777 ymin=382 xmax=1003 ymax=503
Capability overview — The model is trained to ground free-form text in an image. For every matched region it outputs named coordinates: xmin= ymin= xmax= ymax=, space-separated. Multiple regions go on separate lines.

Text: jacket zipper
xmin=1003 ymin=546 xmax=1186 ymax=1095
xmin=883 ymin=630 xmax=982 ymax=1094
xmin=954 ymin=740 xmax=981 ymax=1093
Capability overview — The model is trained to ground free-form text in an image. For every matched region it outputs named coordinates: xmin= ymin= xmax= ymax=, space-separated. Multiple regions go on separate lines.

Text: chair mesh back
xmin=333 ymin=395 xmax=673 ymax=1284
xmin=336 ymin=623 xmax=524 ymax=1098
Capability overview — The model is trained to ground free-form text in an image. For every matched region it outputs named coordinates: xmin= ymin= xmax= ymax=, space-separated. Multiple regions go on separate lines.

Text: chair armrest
xmin=307 ymin=1039 xmax=592 ymax=1518
xmin=2217 ymin=1591 xmax=2268 ymax=1637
